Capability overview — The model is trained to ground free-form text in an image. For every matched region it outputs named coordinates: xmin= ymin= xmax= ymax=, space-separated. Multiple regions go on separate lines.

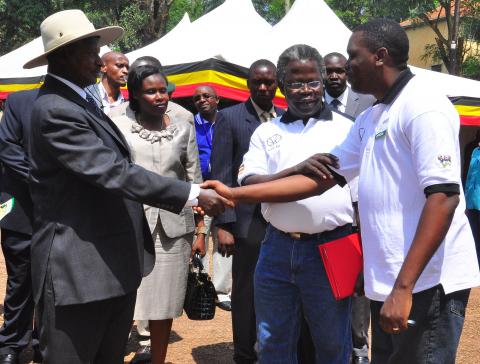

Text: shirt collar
xmin=49 ymin=73 xmax=86 ymax=99
xmin=98 ymin=81 xmax=125 ymax=106
xmin=194 ymin=112 xmax=216 ymax=126
xmin=280 ymin=103 xmax=331 ymax=124
xmin=250 ymin=98 xmax=277 ymax=120
xmin=325 ymin=87 xmax=348 ymax=106
xmin=377 ymin=68 xmax=414 ymax=105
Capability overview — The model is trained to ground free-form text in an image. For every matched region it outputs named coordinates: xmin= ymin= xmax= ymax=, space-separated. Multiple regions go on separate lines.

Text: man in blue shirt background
xmin=193 ymin=85 xmax=233 ymax=311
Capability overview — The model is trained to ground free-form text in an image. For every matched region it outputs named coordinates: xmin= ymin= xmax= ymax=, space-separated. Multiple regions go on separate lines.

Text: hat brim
xmin=23 ymin=26 xmax=124 ymax=69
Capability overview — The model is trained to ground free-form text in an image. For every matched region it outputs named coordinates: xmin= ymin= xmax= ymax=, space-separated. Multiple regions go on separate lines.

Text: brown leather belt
xmin=279 ymin=224 xmax=352 ymax=241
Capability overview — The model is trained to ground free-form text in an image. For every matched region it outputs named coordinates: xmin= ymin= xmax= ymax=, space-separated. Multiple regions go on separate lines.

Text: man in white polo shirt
xmin=204 ymin=19 xmax=480 ymax=364
xmin=237 ymin=44 xmax=356 ymax=364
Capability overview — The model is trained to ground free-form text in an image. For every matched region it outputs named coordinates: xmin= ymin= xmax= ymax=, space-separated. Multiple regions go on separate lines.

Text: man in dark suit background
xmin=0 ymin=89 xmax=39 ymax=364
xmin=324 ymin=51 xmax=375 ymax=364
xmin=210 ymin=59 xmax=284 ymax=364
xmin=23 ymin=10 xmax=228 ymax=364
xmin=324 ymin=52 xmax=375 ymax=119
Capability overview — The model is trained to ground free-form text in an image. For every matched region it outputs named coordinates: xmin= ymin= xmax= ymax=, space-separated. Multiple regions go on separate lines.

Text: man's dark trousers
xmin=0 ymin=89 xmax=40 ymax=356
xmin=37 ymin=266 xmax=136 ymax=364
xmin=0 ymin=230 xmax=35 ymax=355
xmin=231 ymin=209 xmax=267 ymax=363
xmin=370 ymin=285 xmax=470 ymax=364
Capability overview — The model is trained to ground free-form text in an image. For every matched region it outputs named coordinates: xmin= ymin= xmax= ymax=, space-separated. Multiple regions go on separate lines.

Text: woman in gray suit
xmin=113 ymin=65 xmax=205 ymax=364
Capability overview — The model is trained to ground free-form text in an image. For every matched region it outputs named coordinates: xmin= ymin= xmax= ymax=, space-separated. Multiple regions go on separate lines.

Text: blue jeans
xmin=254 ymin=224 xmax=352 ymax=364
xmin=371 ymin=285 xmax=470 ymax=364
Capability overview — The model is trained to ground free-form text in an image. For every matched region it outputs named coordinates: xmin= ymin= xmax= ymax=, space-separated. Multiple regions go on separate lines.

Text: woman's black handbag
xmin=183 ymin=253 xmax=216 ymax=320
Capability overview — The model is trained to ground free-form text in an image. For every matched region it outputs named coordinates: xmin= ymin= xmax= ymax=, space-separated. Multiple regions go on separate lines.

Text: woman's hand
xmin=192 ymin=233 xmax=207 ymax=257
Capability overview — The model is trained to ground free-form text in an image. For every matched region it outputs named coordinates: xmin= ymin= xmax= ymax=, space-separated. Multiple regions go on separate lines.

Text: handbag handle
xmin=191 ymin=252 xmax=204 ymax=271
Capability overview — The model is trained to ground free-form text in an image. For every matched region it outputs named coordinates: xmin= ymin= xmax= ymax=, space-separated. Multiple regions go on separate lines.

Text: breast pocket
xmin=158 ymin=207 xmax=194 ymax=238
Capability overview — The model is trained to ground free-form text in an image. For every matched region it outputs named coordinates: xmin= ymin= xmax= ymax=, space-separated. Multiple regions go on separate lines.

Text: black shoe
xmin=0 ymin=353 xmax=18 ymax=364
xmin=352 ymin=356 xmax=370 ymax=364
xmin=130 ymin=345 xmax=151 ymax=364
xmin=216 ymin=300 xmax=232 ymax=311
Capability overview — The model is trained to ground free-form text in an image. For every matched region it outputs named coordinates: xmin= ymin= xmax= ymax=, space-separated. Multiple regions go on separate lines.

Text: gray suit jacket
xmin=109 ymin=100 xmax=194 ymax=125
xmin=29 ymin=75 xmax=191 ymax=306
xmin=344 ymin=87 xmax=376 ymax=118
xmin=113 ymin=106 xmax=202 ymax=239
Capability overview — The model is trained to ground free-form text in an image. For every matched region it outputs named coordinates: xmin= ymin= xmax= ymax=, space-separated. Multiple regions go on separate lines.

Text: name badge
xmin=375 ymin=129 xmax=387 ymax=139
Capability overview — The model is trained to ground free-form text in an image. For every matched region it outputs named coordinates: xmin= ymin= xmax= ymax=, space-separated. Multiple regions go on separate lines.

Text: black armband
xmin=424 ymin=183 xmax=460 ymax=197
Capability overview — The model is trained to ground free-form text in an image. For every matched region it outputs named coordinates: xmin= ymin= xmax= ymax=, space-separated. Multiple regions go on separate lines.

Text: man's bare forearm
xmin=243 ymin=167 xmax=296 ymax=186
xmin=393 ymin=192 xmax=459 ymax=293
xmin=232 ymin=175 xmax=337 ymax=204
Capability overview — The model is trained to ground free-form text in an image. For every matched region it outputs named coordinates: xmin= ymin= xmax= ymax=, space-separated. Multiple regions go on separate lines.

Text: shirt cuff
xmin=185 ymin=184 xmax=200 ymax=207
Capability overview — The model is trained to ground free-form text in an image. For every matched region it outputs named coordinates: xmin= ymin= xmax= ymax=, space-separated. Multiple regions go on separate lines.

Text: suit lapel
xmin=244 ymin=99 xmax=261 ymax=134
xmin=44 ymin=76 xmax=131 ymax=157
xmin=346 ymin=89 xmax=360 ymax=118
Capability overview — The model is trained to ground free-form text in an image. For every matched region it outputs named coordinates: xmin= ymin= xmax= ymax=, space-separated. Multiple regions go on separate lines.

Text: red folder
xmin=318 ymin=233 xmax=363 ymax=300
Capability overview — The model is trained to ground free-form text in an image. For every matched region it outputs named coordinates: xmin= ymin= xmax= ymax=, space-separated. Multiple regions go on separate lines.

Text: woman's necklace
xmin=132 ymin=113 xmax=176 ymax=144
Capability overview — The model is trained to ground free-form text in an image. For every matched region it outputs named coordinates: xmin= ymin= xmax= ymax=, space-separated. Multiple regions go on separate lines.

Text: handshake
xmin=196 ymin=180 xmax=236 ymax=216
xmin=195 ymin=153 xmax=341 ymax=216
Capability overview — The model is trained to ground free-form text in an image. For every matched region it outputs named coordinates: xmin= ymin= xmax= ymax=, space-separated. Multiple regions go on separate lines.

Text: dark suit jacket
xmin=0 ymin=89 xmax=38 ymax=235
xmin=29 ymin=75 xmax=191 ymax=306
xmin=210 ymin=99 xmax=284 ymax=238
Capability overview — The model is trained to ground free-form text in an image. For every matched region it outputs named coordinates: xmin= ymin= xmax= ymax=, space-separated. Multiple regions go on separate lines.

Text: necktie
xmin=261 ymin=112 xmax=275 ymax=122
xmin=330 ymin=98 xmax=341 ymax=110
xmin=85 ymin=93 xmax=103 ymax=116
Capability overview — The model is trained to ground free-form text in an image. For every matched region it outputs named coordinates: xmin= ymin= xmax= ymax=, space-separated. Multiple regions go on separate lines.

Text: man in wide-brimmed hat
xmin=25 ymin=9 xmax=230 ymax=363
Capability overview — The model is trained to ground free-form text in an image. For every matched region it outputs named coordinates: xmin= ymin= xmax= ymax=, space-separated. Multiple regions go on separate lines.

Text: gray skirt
xmin=133 ymin=220 xmax=193 ymax=320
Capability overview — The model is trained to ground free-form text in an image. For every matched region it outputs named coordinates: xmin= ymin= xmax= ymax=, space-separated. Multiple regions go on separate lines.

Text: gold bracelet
xmin=195 ymin=226 xmax=207 ymax=235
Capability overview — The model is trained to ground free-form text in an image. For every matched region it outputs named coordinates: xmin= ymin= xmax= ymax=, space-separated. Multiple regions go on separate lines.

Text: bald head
xmin=324 ymin=52 xmax=347 ymax=64
xmin=100 ymin=51 xmax=129 ymax=88
xmin=193 ymin=85 xmax=219 ymax=120
xmin=195 ymin=85 xmax=217 ymax=97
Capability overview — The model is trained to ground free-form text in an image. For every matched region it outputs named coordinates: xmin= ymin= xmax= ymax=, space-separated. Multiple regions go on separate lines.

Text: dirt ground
xmin=0 ymin=251 xmax=478 ymax=364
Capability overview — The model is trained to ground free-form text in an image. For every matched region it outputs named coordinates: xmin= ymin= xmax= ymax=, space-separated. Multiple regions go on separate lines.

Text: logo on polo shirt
xmin=437 ymin=154 xmax=452 ymax=168
xmin=266 ymin=134 xmax=282 ymax=151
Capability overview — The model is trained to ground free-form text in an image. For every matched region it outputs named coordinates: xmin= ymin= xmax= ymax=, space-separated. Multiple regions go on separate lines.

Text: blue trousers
xmin=254 ymin=224 xmax=352 ymax=364
xmin=371 ymin=285 xmax=470 ymax=364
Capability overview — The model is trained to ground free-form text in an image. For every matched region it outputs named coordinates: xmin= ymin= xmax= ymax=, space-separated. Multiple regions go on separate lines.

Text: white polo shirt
xmin=331 ymin=71 xmax=480 ymax=301
xmin=238 ymin=108 xmax=355 ymax=234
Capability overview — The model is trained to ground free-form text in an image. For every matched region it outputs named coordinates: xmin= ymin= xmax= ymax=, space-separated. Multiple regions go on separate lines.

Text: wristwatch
xmin=195 ymin=226 xmax=207 ymax=235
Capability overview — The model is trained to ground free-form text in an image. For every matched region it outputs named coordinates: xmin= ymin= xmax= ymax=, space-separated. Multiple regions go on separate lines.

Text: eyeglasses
xmin=286 ymin=81 xmax=322 ymax=90
xmin=193 ymin=93 xmax=216 ymax=102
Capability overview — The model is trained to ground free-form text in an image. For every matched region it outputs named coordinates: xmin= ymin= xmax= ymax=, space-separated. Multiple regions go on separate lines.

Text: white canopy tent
xmin=0 ymin=37 xmax=111 ymax=80
xmin=126 ymin=13 xmax=192 ymax=64
xmin=266 ymin=0 xmax=352 ymax=63
xmin=126 ymin=0 xmax=272 ymax=66
xmin=0 ymin=0 xmax=478 ymax=101
xmin=0 ymin=37 xmax=48 ymax=79
xmin=261 ymin=0 xmax=480 ymax=99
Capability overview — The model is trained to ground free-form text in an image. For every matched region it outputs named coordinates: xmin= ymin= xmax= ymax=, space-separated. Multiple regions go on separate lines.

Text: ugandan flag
xmin=450 ymin=97 xmax=480 ymax=126
xmin=0 ymin=76 xmax=43 ymax=99
xmin=161 ymin=58 xmax=287 ymax=108
xmin=0 ymin=58 xmax=289 ymax=108
xmin=1 ymin=58 xmax=478 ymax=121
